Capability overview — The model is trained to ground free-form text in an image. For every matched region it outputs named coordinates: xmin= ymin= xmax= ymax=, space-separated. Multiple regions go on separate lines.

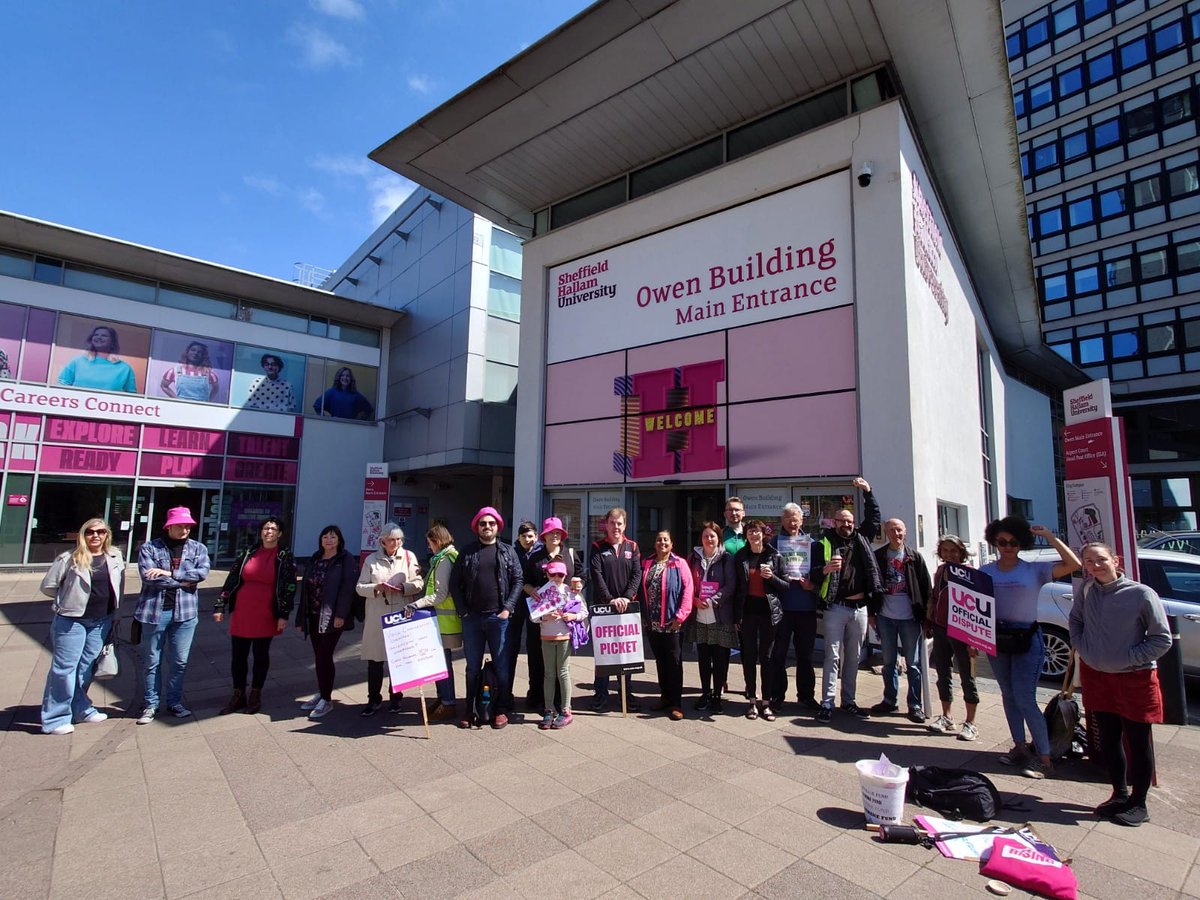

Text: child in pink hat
xmin=529 ymin=559 xmax=588 ymax=729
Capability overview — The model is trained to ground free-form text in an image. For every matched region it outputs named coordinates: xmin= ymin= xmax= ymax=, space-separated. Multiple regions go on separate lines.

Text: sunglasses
xmin=994 ymin=538 xmax=1021 ymax=548
xmin=84 ymin=528 xmax=108 ymax=536
xmin=477 ymin=521 xmax=498 ymax=528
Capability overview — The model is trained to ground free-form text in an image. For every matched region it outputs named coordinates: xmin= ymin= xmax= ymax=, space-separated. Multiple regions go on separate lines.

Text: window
xmin=1154 ymin=22 xmax=1185 ymax=55
xmin=489 ymin=228 xmax=523 ymax=279
xmin=1088 ymin=53 xmax=1115 ymax=84
xmin=1063 ymin=131 xmax=1089 ymax=160
xmin=1093 ymin=118 xmax=1120 ymax=148
xmin=1131 ymin=176 xmax=1162 ymax=208
xmin=1140 ymin=249 xmax=1169 ymax=279
xmin=1147 ymin=323 xmax=1177 ymax=353
xmin=1186 ymin=318 xmax=1200 ymax=346
xmin=487 ymin=271 xmax=521 ymax=322
xmin=1014 ymin=91 xmax=1026 ymax=117
xmin=1075 ymin=266 xmax=1100 ymax=293
xmin=159 ymin=286 xmax=237 ymax=319
xmin=1111 ymin=331 xmax=1139 ymax=357
xmin=63 ymin=265 xmax=156 ymax=304
xmin=1099 ymin=188 xmax=1127 ymax=217
xmin=1026 ymin=19 xmax=1050 ymax=49
xmin=1106 ymin=257 xmax=1133 ymax=285
xmin=1083 ymin=0 xmax=1109 ymax=20
xmin=1033 ymin=144 xmax=1059 ymax=171
xmin=1021 ymin=153 xmax=1030 ymax=178
xmin=33 ymin=256 xmax=63 ymax=285
xmin=1059 ymin=66 xmax=1084 ymax=97
xmin=1043 ymin=273 xmax=1069 ymax=301
xmin=1030 ymin=81 xmax=1054 ymax=110
xmin=1054 ymin=6 xmax=1078 ymax=34
xmin=1069 ymin=198 xmax=1094 ymax=226
xmin=246 ymin=305 xmax=307 ymax=333
xmin=1051 ymin=341 xmax=1073 ymax=362
xmin=1170 ymin=165 xmax=1200 ymax=198
xmin=1162 ymin=91 xmax=1193 ymax=125
xmin=1159 ymin=560 xmax=1200 ymax=603
xmin=1078 ymin=336 xmax=1105 ymax=364
xmin=1006 ymin=32 xmax=1022 ymax=59
xmin=1177 ymin=240 xmax=1200 ymax=272
xmin=1120 ymin=38 xmax=1149 ymax=71
xmin=1125 ymin=106 xmax=1157 ymax=139
xmin=0 ymin=249 xmax=34 ymax=279
xmin=1039 ymin=208 xmax=1064 ymax=235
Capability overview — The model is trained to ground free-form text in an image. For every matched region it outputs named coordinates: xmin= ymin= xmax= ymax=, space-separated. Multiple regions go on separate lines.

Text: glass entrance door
xmin=633 ymin=488 xmax=725 ymax=553
xmin=131 ymin=485 xmax=214 ymax=557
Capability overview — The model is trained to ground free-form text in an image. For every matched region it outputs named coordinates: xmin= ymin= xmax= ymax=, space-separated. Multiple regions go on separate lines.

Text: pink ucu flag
xmin=614 ymin=359 xmax=726 ymax=479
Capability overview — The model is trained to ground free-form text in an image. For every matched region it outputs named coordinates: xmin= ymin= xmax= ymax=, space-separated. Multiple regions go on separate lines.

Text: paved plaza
xmin=3 ymin=570 xmax=1200 ymax=899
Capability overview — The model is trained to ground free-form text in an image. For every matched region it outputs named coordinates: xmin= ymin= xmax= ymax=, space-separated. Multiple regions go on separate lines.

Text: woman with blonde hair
xmin=39 ymin=518 xmax=126 ymax=734
xmin=356 ymin=523 xmax=423 ymax=716
xmin=925 ymin=535 xmax=981 ymax=741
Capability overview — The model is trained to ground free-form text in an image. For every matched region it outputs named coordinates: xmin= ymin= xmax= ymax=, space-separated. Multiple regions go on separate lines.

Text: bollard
xmin=1158 ymin=614 xmax=1188 ymax=726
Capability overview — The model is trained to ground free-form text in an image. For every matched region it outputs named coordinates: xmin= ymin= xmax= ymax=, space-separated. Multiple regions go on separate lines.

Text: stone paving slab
xmin=3 ymin=569 xmax=1200 ymax=899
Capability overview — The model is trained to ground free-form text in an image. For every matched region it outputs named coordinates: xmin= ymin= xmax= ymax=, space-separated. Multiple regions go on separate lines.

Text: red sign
xmin=7 ymin=494 xmax=29 ymax=506
xmin=228 ymin=432 xmax=300 ymax=460
xmin=1063 ymin=421 xmax=1115 ymax=479
xmin=143 ymin=425 xmax=226 ymax=454
xmin=364 ymin=477 xmax=389 ymax=501
xmin=616 ymin=359 xmax=727 ymax=478
xmin=44 ymin=417 xmax=140 ymax=448
xmin=224 ymin=457 xmax=298 ymax=484
xmin=140 ymin=453 xmax=224 ymax=480
xmin=41 ymin=446 xmax=137 ymax=475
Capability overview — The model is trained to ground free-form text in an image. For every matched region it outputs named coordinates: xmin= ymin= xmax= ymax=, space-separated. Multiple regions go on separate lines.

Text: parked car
xmin=1138 ymin=531 xmax=1200 ymax=557
xmin=1021 ymin=547 xmax=1200 ymax=678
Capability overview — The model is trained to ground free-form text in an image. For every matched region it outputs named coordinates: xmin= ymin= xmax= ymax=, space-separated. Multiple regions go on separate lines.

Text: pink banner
xmin=227 ymin=431 xmax=300 ymax=459
xmin=224 ymin=457 xmax=298 ymax=484
xmin=140 ymin=453 xmax=224 ymax=480
xmin=41 ymin=445 xmax=137 ymax=476
xmin=143 ymin=425 xmax=225 ymax=454
xmin=45 ymin=417 xmax=140 ymax=448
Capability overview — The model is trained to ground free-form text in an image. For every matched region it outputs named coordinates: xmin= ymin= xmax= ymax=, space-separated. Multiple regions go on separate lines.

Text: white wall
xmin=1004 ymin=376 xmax=1060 ymax=525
xmin=293 ymin=417 xmax=385 ymax=555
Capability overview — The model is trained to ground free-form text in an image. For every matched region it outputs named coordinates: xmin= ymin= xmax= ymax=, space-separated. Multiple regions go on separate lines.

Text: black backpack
xmin=470 ymin=657 xmax=500 ymax=726
xmin=906 ymin=766 xmax=1002 ymax=822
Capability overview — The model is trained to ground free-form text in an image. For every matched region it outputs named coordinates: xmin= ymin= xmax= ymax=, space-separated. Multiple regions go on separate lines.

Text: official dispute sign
xmin=945 ymin=565 xmax=996 ymax=656
xmin=381 ymin=609 xmax=448 ymax=693
xmin=591 ymin=601 xmax=645 ymax=676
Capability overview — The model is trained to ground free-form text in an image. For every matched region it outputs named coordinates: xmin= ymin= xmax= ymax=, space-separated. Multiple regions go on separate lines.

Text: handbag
xmin=995 ymin=623 xmax=1037 ymax=655
xmin=94 ymin=620 xmax=120 ymax=679
xmin=1043 ymin=650 xmax=1081 ymax=759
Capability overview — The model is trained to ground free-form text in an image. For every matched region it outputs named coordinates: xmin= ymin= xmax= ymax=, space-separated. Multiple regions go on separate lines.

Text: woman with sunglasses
xmin=39 ymin=519 xmax=125 ymax=734
xmin=981 ymin=516 xmax=1079 ymax=779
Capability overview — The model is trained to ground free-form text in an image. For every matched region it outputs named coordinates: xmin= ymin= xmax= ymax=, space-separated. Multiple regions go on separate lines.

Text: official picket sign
xmin=381 ymin=609 xmax=448 ymax=693
xmin=591 ymin=601 xmax=645 ymax=676
xmin=945 ymin=565 xmax=996 ymax=656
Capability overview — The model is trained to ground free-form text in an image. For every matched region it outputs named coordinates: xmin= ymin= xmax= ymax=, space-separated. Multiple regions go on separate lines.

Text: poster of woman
xmin=51 ymin=315 xmax=151 ymax=394
xmin=309 ymin=361 xmax=377 ymax=421
xmin=147 ymin=331 xmax=234 ymax=404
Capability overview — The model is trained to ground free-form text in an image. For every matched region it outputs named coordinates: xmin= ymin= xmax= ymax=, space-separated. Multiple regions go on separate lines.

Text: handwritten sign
xmin=381 ymin=609 xmax=448 ymax=693
xmin=946 ymin=565 xmax=996 ymax=656
xmin=590 ymin=601 xmax=645 ymax=676
xmin=528 ymin=586 xmax=570 ymax=622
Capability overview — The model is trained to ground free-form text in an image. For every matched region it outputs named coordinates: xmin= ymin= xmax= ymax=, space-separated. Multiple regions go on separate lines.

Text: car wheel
xmin=1041 ymin=626 xmax=1071 ymax=680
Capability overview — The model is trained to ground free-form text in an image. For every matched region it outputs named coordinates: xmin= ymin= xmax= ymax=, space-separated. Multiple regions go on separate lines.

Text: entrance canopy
xmin=371 ymin=0 xmax=1078 ymax=385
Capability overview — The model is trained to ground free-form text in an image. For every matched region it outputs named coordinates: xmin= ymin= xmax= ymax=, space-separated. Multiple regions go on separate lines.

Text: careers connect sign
xmin=545 ymin=174 xmax=853 ymax=365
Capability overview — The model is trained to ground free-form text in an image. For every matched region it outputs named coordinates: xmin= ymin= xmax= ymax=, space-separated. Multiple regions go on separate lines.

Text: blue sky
xmin=1 ymin=1 xmax=592 ymax=281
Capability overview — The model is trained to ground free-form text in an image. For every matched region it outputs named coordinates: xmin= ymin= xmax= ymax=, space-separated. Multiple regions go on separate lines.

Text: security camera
xmin=857 ymin=162 xmax=873 ymax=187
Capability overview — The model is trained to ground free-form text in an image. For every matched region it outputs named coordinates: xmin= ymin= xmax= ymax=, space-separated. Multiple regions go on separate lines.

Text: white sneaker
xmin=300 ymin=694 xmax=322 ymax=711
xmin=928 ymin=714 xmax=954 ymax=734
xmin=308 ymin=698 xmax=333 ymax=719
xmin=46 ymin=723 xmax=75 ymax=735
xmin=958 ymin=721 xmax=979 ymax=742
xmin=82 ymin=711 xmax=108 ymax=724
xmin=136 ymin=707 xmax=158 ymax=725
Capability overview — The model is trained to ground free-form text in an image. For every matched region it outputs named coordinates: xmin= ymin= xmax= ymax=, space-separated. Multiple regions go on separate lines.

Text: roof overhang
xmin=370 ymin=0 xmax=1082 ymax=387
xmin=0 ymin=211 xmax=401 ymax=329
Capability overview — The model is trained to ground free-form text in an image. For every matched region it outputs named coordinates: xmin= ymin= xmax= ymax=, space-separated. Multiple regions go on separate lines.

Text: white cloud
xmin=310 ymin=0 xmax=365 ymax=19
xmin=407 ymin=73 xmax=433 ymax=95
xmin=243 ymin=174 xmax=284 ymax=195
xmin=244 ymin=173 xmax=327 ymax=218
xmin=309 ymin=154 xmax=417 ymax=224
xmin=310 ymin=154 xmax=370 ymax=178
xmin=286 ymin=23 xmax=355 ymax=68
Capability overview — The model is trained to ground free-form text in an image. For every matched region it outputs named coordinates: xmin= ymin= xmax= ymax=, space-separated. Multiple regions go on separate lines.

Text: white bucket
xmin=855 ymin=757 xmax=909 ymax=825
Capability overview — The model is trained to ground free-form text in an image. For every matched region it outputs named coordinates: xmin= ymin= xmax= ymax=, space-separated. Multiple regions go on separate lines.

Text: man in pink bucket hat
xmin=132 ymin=507 xmax=211 ymax=724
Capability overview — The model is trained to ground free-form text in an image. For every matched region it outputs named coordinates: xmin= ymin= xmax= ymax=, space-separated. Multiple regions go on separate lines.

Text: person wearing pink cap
xmin=450 ymin=506 xmax=524 ymax=728
xmin=529 ymin=559 xmax=588 ymax=729
xmin=514 ymin=516 xmax=585 ymax=712
xmin=133 ymin=507 xmax=211 ymax=724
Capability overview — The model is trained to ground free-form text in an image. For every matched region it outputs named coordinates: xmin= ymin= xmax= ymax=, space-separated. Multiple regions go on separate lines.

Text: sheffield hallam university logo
xmin=614 ymin=359 xmax=726 ymax=478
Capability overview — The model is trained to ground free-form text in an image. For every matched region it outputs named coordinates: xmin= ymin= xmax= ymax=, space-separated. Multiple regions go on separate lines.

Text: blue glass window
xmin=1039 ymin=208 xmax=1064 ymax=235
xmin=1154 ymin=22 xmax=1185 ymax=55
xmin=1069 ymin=198 xmax=1094 ymax=226
xmin=1033 ymin=144 xmax=1059 ymax=171
xmin=1014 ymin=91 xmax=1026 ymax=117
xmin=1059 ymin=67 xmax=1084 ymax=97
xmin=1050 ymin=342 xmax=1074 ymax=362
xmin=1006 ymin=33 xmax=1022 ymax=59
xmin=1193 ymin=12 xmax=1200 ymax=41
xmin=1078 ymin=337 xmax=1106 ymax=364
xmin=1054 ymin=6 xmax=1078 ymax=34
xmin=1021 ymin=153 xmax=1030 ymax=178
xmin=1125 ymin=105 xmax=1157 ymax=138
xmin=1063 ymin=131 xmax=1089 ymax=160
xmin=1030 ymin=81 xmax=1054 ymax=110
xmin=1083 ymin=0 xmax=1109 ymax=20
xmin=1093 ymin=118 xmax=1120 ymax=148
xmin=1111 ymin=331 xmax=1139 ymax=358
xmin=1099 ymin=189 xmax=1126 ymax=217
xmin=1026 ymin=19 xmax=1050 ymax=48
xmin=1088 ymin=53 xmax=1115 ymax=84
xmin=1162 ymin=90 xmax=1193 ymax=125
xmin=1074 ymin=267 xmax=1100 ymax=293
xmin=1106 ymin=258 xmax=1133 ymax=286
xmin=1043 ymin=273 xmax=1069 ymax=301
xmin=1120 ymin=38 xmax=1149 ymax=71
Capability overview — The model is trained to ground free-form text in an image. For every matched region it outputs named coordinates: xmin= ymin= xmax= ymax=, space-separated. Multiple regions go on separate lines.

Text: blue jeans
xmin=990 ymin=625 xmax=1050 ymax=756
xmin=877 ymin=615 xmax=923 ymax=710
xmin=42 ymin=614 xmax=111 ymax=732
xmin=142 ymin=609 xmax=198 ymax=709
xmin=436 ymin=648 xmax=456 ymax=705
xmin=462 ymin=613 xmax=510 ymax=711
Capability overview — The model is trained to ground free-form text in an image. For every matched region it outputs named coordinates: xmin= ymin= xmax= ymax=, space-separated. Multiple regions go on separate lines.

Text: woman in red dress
xmin=214 ymin=518 xmax=297 ymax=714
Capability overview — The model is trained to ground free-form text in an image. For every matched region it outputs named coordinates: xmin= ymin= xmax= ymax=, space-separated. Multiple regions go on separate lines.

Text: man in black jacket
xmin=588 ymin=507 xmax=642 ymax=712
xmin=450 ymin=506 xmax=524 ymax=729
xmin=870 ymin=518 xmax=933 ymax=722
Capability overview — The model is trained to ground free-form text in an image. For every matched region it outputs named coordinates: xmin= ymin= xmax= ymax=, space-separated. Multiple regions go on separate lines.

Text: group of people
xmin=38 ymin=489 xmax=1173 ymax=826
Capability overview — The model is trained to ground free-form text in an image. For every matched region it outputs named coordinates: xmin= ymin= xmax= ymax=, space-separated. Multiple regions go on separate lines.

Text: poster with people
xmin=0 ymin=301 xmax=26 ymax=379
xmin=51 ymin=314 xmax=151 ymax=394
xmin=309 ymin=360 xmax=377 ymax=421
xmin=230 ymin=345 xmax=306 ymax=414
xmin=147 ymin=331 xmax=234 ymax=404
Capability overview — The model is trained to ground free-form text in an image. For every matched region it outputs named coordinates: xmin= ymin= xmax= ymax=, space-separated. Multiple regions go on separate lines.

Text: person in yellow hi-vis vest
xmin=408 ymin=524 xmax=461 ymax=721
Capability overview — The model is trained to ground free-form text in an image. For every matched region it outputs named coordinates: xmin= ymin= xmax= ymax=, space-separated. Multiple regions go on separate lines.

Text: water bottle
xmin=482 ymin=682 xmax=491 ymax=704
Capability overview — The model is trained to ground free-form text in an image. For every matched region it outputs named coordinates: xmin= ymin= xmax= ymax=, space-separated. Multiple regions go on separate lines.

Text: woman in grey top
xmin=1069 ymin=542 xmax=1171 ymax=827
